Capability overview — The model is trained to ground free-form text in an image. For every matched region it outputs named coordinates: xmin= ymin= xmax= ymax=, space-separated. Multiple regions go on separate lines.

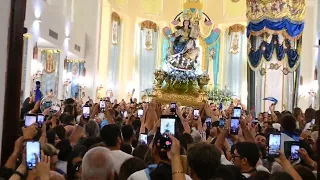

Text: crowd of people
xmin=1 ymin=95 xmax=319 ymax=180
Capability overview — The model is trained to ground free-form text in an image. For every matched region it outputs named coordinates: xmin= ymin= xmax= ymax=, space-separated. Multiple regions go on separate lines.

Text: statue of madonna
xmin=168 ymin=21 xmax=200 ymax=67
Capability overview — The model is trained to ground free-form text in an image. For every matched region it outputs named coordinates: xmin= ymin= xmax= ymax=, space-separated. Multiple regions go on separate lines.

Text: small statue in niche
xmin=112 ymin=21 xmax=118 ymax=45
xmin=230 ymin=34 xmax=239 ymax=54
xmin=145 ymin=29 xmax=153 ymax=50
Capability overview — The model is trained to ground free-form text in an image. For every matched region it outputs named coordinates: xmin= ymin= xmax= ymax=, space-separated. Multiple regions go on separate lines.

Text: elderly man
xmin=82 ymin=147 xmax=115 ymax=180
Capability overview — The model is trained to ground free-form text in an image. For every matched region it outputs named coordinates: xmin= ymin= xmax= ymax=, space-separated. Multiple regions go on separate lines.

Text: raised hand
xmin=22 ymin=125 xmax=37 ymax=140
xmin=167 ymin=135 xmax=180 ymax=160
xmin=36 ymin=151 xmax=50 ymax=180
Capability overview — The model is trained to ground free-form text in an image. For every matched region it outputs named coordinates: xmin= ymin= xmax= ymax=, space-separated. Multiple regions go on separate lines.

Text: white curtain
xmin=224 ymin=31 xmax=246 ymax=99
xmin=107 ymin=21 xmax=121 ymax=99
xmin=135 ymin=27 xmax=158 ymax=100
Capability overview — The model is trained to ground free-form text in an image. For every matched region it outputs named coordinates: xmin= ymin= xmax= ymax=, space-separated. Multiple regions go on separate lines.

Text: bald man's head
xmin=82 ymin=147 xmax=114 ymax=180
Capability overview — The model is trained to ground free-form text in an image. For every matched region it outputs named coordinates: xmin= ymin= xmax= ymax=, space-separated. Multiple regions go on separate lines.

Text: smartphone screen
xmin=290 ymin=144 xmax=300 ymax=161
xmin=311 ymin=119 xmax=315 ymax=125
xmin=25 ymin=114 xmax=37 ymax=127
xmin=140 ymin=133 xmax=148 ymax=145
xmin=170 ymin=103 xmax=176 ymax=112
xmin=160 ymin=116 xmax=175 ymax=149
xmin=268 ymin=133 xmax=281 ymax=157
xmin=233 ymin=107 xmax=241 ymax=118
xmin=230 ymin=118 xmax=240 ymax=135
xmin=82 ymin=106 xmax=90 ymax=119
xmin=219 ymin=118 xmax=226 ymax=128
xmin=138 ymin=109 xmax=143 ymax=118
xmin=37 ymin=114 xmax=44 ymax=128
xmin=205 ymin=117 xmax=211 ymax=128
xmin=26 ymin=141 xmax=40 ymax=170
xmin=193 ymin=109 xmax=200 ymax=120
xmin=160 ymin=117 xmax=175 ymax=136
xmin=100 ymin=101 xmax=106 ymax=112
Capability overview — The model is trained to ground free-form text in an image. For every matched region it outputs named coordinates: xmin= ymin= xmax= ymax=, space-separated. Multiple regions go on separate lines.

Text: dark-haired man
xmin=100 ymin=124 xmax=132 ymax=175
xmin=121 ymin=125 xmax=135 ymax=153
xmin=187 ymin=142 xmax=221 ymax=180
xmin=232 ymin=142 xmax=260 ymax=178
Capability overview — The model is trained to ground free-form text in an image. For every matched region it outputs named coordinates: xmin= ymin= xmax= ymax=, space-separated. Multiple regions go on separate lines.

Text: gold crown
xmin=183 ymin=10 xmax=192 ymax=21
xmin=192 ymin=9 xmax=201 ymax=22
xmin=184 ymin=0 xmax=202 ymax=10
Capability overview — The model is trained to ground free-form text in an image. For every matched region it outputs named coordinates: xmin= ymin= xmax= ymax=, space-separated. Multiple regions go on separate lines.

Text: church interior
xmin=13 ymin=0 xmax=318 ymax=112
xmin=0 ymin=0 xmax=319 ymax=176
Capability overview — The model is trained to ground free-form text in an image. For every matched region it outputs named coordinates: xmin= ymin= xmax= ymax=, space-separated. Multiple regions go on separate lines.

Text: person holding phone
xmin=128 ymin=134 xmax=192 ymax=180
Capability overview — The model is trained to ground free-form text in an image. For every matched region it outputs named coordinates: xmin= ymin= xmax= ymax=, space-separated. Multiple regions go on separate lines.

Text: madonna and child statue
xmin=168 ymin=12 xmax=200 ymax=70
xmin=153 ymin=8 xmax=210 ymax=106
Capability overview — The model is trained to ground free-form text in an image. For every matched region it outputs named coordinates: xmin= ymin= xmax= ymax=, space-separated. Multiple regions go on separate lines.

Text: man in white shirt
xmin=100 ymin=124 xmax=133 ymax=175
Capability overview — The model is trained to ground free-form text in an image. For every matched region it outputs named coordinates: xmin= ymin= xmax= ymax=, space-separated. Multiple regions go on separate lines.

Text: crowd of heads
xmin=1 ymin=96 xmax=318 ymax=180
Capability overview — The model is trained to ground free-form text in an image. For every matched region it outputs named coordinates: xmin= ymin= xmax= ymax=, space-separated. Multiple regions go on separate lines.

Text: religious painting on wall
xmin=40 ymin=50 xmax=60 ymax=96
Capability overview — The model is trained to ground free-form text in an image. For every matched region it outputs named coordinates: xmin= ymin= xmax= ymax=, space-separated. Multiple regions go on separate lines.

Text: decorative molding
xmin=140 ymin=20 xmax=158 ymax=32
xmin=111 ymin=12 xmax=121 ymax=23
xmin=228 ymin=24 xmax=245 ymax=35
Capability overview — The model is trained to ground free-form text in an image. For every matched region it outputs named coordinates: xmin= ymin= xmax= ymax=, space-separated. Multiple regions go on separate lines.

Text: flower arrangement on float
xmin=208 ymin=85 xmax=234 ymax=105
xmin=154 ymin=68 xmax=209 ymax=93
xmin=141 ymin=88 xmax=154 ymax=102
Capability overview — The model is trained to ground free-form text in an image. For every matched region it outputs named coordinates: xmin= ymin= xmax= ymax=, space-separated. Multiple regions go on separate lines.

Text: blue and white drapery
xmin=223 ymin=29 xmax=246 ymax=99
xmin=161 ymin=33 xmax=171 ymax=68
xmin=135 ymin=24 xmax=158 ymax=100
xmin=65 ymin=60 xmax=86 ymax=99
xmin=40 ymin=50 xmax=60 ymax=96
xmin=107 ymin=19 xmax=121 ymax=99
xmin=204 ymin=29 xmax=221 ymax=89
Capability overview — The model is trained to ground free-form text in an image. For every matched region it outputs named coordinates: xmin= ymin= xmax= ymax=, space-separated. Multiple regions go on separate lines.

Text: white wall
xmin=24 ymin=0 xmax=98 ymax=100
xmin=0 ymin=0 xmax=11 ymax=160
xmin=299 ymin=0 xmax=318 ymax=110
xmin=73 ymin=0 xmax=101 ymax=100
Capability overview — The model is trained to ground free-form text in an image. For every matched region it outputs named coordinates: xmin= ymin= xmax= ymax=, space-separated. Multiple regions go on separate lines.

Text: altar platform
xmin=152 ymin=88 xmax=207 ymax=107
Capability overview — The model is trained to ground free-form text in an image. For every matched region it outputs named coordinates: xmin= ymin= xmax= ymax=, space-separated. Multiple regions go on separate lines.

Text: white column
xmin=58 ymin=51 xmax=66 ymax=100
xmin=299 ymin=0 xmax=318 ymax=110
xmin=25 ymin=34 xmax=34 ymax=97
xmin=0 ymin=0 xmax=11 ymax=160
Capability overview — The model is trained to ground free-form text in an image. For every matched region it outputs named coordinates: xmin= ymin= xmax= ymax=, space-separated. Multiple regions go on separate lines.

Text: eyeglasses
xmin=231 ymin=155 xmax=241 ymax=159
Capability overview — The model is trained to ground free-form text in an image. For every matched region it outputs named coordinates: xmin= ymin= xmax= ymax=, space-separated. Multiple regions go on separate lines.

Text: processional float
xmin=152 ymin=0 xmax=220 ymax=107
